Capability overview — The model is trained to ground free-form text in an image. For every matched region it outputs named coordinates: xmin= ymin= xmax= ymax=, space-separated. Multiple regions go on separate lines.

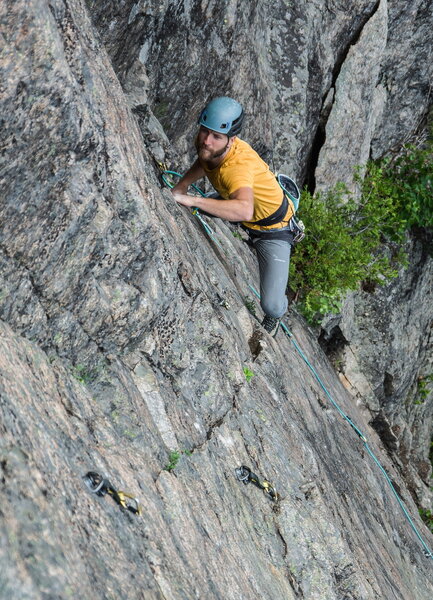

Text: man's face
xmin=196 ymin=126 xmax=232 ymax=161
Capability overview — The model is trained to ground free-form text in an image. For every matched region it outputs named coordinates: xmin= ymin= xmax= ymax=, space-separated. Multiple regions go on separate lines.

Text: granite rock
xmin=1 ymin=1 xmax=432 ymax=598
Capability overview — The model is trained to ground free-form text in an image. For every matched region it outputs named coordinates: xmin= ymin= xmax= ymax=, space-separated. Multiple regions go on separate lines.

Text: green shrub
xmin=164 ymin=450 xmax=181 ymax=471
xmin=244 ymin=296 xmax=257 ymax=315
xmin=290 ymin=132 xmax=432 ymax=323
xmin=243 ymin=366 xmax=255 ymax=382
xmin=290 ymin=184 xmax=403 ymax=323
xmin=419 ymin=508 xmax=433 ymax=534
xmin=164 ymin=449 xmax=193 ymax=471
xmin=417 ymin=374 xmax=433 ymax=401
xmin=70 ymin=364 xmax=93 ymax=385
xmin=381 ymin=144 xmax=433 ymax=229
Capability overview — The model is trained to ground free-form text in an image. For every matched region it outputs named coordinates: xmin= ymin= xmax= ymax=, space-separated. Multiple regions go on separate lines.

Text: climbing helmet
xmin=198 ymin=97 xmax=244 ymax=137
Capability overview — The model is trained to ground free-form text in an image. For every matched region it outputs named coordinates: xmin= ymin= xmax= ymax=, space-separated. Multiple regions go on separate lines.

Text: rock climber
xmin=171 ymin=96 xmax=295 ymax=336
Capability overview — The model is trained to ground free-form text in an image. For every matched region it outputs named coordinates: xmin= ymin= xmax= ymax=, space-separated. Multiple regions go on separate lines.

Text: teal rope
xmin=247 ymin=283 xmax=433 ymax=560
xmin=163 ymin=169 xmax=433 ymax=561
xmin=364 ymin=443 xmax=433 ymax=558
xmin=161 ymin=170 xmax=205 ymax=197
xmin=162 ymin=170 xmax=225 ymax=250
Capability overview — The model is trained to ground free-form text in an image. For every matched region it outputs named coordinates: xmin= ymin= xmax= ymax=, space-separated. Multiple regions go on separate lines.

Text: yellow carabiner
xmin=117 ymin=490 xmax=142 ymax=516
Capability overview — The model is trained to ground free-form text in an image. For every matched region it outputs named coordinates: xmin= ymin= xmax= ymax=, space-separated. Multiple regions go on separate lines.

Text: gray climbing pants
xmin=252 ymin=236 xmax=291 ymax=318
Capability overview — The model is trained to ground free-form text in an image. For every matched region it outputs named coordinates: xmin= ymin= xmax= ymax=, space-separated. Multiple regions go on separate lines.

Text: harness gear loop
xmin=235 ymin=466 xmax=279 ymax=502
xmin=83 ymin=472 xmax=142 ymax=516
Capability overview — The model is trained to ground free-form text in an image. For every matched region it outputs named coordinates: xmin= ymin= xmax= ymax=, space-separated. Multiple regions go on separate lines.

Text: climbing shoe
xmin=261 ymin=314 xmax=281 ymax=337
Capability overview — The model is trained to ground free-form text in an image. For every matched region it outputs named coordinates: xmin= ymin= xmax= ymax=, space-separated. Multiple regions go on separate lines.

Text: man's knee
xmin=260 ymin=295 xmax=287 ymax=319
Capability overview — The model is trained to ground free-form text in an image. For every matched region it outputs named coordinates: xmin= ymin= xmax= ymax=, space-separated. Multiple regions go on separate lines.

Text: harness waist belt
xmin=251 ymin=193 xmax=288 ymax=227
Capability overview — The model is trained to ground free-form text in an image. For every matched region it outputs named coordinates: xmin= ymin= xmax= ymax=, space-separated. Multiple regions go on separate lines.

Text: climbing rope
xmin=162 ymin=169 xmax=433 ymax=561
xmin=162 ymin=170 xmax=225 ymax=249
xmin=83 ymin=471 xmax=142 ymax=516
xmin=248 ymin=283 xmax=433 ymax=561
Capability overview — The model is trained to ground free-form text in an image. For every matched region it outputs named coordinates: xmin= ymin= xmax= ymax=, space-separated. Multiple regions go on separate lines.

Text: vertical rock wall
xmin=321 ymin=234 xmax=433 ymax=508
xmin=1 ymin=0 xmax=433 ymax=598
xmin=85 ymin=0 xmax=432 ymax=182
xmin=314 ymin=0 xmax=388 ymax=190
xmin=85 ymin=0 xmax=433 ymax=508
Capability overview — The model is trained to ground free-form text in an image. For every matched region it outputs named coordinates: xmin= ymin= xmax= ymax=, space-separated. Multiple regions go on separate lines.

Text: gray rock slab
xmin=1 ymin=1 xmax=432 ymax=599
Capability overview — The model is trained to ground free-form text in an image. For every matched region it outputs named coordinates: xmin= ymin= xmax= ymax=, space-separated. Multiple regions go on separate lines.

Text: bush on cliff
xmin=290 ymin=134 xmax=432 ymax=323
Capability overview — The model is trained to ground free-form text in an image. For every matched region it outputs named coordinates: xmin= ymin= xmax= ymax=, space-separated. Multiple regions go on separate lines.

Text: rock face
xmin=314 ymin=0 xmax=389 ymax=190
xmin=84 ymin=0 xmax=433 ymax=520
xmin=320 ymin=233 xmax=433 ymax=508
xmin=315 ymin=0 xmax=433 ymax=189
xmin=85 ymin=0 xmax=433 ymax=183
xmin=1 ymin=1 xmax=433 ymax=599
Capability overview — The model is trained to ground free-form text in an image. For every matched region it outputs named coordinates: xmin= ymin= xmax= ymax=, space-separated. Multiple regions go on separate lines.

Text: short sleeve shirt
xmin=200 ymin=138 xmax=293 ymax=230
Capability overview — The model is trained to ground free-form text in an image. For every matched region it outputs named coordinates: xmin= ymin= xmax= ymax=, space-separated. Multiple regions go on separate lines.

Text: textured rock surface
xmin=314 ymin=0 xmax=388 ymax=190
xmin=85 ymin=0 xmax=433 ymax=508
xmin=1 ymin=0 xmax=433 ymax=599
xmin=85 ymin=0 xmax=433 ymax=183
xmin=370 ymin=0 xmax=433 ymax=157
xmin=315 ymin=0 xmax=433 ymax=188
xmin=321 ymin=233 xmax=433 ymax=508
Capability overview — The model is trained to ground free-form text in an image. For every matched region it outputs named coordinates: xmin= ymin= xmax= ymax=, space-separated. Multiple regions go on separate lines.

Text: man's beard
xmin=196 ymin=139 xmax=229 ymax=162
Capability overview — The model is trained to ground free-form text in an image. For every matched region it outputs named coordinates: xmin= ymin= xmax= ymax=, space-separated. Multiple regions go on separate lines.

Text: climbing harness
xmin=83 ymin=471 xmax=142 ymax=516
xmin=252 ymin=194 xmax=289 ymax=227
xmin=162 ymin=167 xmax=433 ymax=562
xmin=235 ymin=465 xmax=280 ymax=502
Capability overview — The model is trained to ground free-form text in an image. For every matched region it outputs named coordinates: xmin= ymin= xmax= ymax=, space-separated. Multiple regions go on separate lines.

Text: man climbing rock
xmin=172 ymin=97 xmax=295 ymax=337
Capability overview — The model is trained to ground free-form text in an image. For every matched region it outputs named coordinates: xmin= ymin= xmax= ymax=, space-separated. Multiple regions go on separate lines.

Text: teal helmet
xmin=198 ymin=97 xmax=244 ymax=137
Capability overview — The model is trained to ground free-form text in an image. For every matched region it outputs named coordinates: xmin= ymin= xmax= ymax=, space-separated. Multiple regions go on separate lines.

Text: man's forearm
xmin=172 ymin=193 xmax=253 ymax=222
xmin=172 ymin=160 xmax=205 ymax=193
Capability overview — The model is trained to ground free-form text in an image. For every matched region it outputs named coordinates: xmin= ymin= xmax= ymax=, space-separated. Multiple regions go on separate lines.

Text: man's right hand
xmin=172 ymin=190 xmax=196 ymax=208
xmin=171 ymin=183 xmax=188 ymax=195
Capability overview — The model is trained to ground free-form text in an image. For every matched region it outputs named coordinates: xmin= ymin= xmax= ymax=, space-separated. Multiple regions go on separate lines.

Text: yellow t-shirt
xmin=200 ymin=138 xmax=294 ymax=231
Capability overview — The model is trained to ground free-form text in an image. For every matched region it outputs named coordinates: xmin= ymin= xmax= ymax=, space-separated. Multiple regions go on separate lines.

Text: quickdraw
xmin=235 ymin=465 xmax=279 ymax=502
xmin=83 ymin=471 xmax=142 ymax=516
